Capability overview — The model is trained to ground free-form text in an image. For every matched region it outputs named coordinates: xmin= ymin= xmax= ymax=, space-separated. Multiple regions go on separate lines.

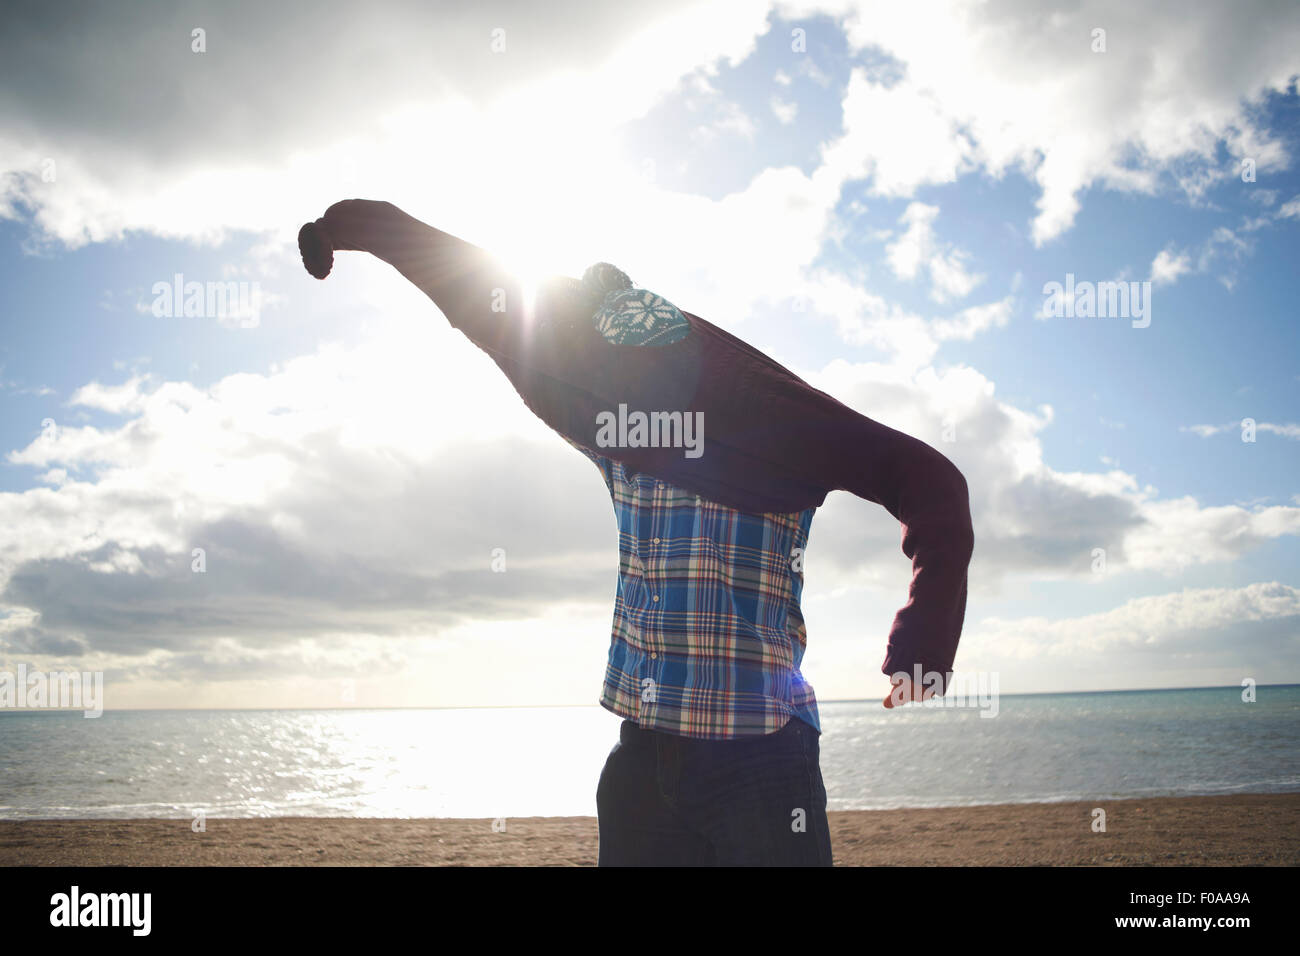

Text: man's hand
xmin=882 ymin=672 xmax=939 ymax=709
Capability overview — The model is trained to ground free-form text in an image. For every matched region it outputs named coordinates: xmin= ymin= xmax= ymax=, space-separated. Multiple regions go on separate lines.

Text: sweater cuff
xmin=881 ymin=655 xmax=955 ymax=697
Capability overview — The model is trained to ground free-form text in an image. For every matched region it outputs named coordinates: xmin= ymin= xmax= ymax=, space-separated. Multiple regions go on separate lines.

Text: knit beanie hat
xmin=537 ymin=262 xmax=690 ymax=347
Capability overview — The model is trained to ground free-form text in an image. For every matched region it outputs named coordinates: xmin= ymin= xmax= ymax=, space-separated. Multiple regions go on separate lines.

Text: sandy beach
xmin=1 ymin=793 xmax=1295 ymax=866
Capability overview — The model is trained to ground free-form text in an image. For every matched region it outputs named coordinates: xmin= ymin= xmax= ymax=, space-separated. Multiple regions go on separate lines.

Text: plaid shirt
xmin=568 ymin=437 xmax=821 ymax=739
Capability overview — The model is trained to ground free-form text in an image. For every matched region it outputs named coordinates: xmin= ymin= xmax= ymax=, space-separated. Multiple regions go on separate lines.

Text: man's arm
xmin=300 ymin=200 xmax=975 ymax=701
xmin=301 ymin=199 xmax=537 ymax=359
xmin=837 ymin=420 xmax=974 ymax=705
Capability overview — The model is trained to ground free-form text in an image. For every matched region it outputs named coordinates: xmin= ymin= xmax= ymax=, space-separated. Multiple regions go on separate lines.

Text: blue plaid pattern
xmin=568 ymin=437 xmax=821 ymax=739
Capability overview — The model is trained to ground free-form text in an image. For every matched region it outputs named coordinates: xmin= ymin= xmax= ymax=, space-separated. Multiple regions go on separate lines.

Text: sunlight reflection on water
xmin=1 ymin=688 xmax=1297 ymax=818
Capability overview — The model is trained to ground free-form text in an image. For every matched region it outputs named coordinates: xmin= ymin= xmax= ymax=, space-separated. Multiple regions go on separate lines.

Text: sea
xmin=1 ymin=685 xmax=1296 ymax=819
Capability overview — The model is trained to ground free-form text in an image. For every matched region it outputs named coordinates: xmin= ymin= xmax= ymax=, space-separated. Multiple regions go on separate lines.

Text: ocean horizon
xmin=2 ymin=684 xmax=1296 ymax=820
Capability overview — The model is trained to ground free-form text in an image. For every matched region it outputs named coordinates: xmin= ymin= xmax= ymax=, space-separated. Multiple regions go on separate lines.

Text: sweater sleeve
xmin=307 ymin=199 xmax=707 ymax=453
xmin=312 ymin=199 xmax=539 ymax=360
xmin=835 ymin=410 xmax=975 ymax=694
xmin=308 ymin=200 xmax=611 ymax=418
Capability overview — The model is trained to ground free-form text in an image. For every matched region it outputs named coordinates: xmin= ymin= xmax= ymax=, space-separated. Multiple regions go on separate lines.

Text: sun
xmin=482 ymin=196 xmax=604 ymax=331
xmin=380 ymin=77 xmax=644 ymax=324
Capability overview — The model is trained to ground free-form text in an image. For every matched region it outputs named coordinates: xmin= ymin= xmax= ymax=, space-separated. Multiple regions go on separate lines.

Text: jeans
xmin=596 ymin=715 xmax=833 ymax=866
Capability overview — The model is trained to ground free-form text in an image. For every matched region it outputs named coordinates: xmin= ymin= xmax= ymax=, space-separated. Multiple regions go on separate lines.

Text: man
xmin=299 ymin=199 xmax=974 ymax=866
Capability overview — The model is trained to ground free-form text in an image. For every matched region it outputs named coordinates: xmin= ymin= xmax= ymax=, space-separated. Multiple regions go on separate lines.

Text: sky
xmin=0 ymin=0 xmax=1297 ymax=710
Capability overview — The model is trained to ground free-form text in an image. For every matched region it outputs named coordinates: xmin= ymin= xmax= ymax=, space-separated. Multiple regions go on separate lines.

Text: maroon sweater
xmin=300 ymin=199 xmax=975 ymax=690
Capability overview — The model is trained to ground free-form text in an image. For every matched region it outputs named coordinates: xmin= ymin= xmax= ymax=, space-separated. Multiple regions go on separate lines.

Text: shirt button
xmin=653 ymin=537 xmax=661 ymax=544
xmin=657 ymin=482 xmax=665 ymax=490
xmin=650 ymin=653 xmax=658 ymax=660
xmin=652 ymin=594 xmax=659 ymax=602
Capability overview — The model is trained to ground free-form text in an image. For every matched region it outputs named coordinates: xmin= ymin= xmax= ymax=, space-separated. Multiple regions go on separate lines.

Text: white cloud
xmin=0 ymin=0 xmax=774 ymax=250
xmin=1183 ymin=421 xmax=1300 ymax=440
xmin=800 ymin=359 xmax=1300 ymax=586
xmin=821 ymin=71 xmax=975 ymax=198
xmin=1150 ymin=246 xmax=1193 ymax=286
xmin=1124 ymin=498 xmax=1300 ymax=571
xmin=2 ymin=329 xmax=1298 ymax=697
xmin=972 ymin=582 xmax=1300 ymax=656
xmin=783 ymin=0 xmax=1300 ymax=244
xmin=929 ymin=295 xmax=1013 ymax=341
xmin=702 ymin=100 xmax=759 ymax=139
xmin=0 ymin=323 xmax=624 ymax=671
xmin=0 ymin=0 xmax=1292 ymax=354
xmin=957 ymin=582 xmax=1300 ymax=689
xmin=2 ymin=0 xmax=1295 ymax=263
xmin=1276 ymin=194 xmax=1300 ymax=219
xmin=771 ymin=96 xmax=799 ymax=123
xmin=884 ymin=201 xmax=984 ymax=302
xmin=1147 ymin=216 xmax=1273 ymax=289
